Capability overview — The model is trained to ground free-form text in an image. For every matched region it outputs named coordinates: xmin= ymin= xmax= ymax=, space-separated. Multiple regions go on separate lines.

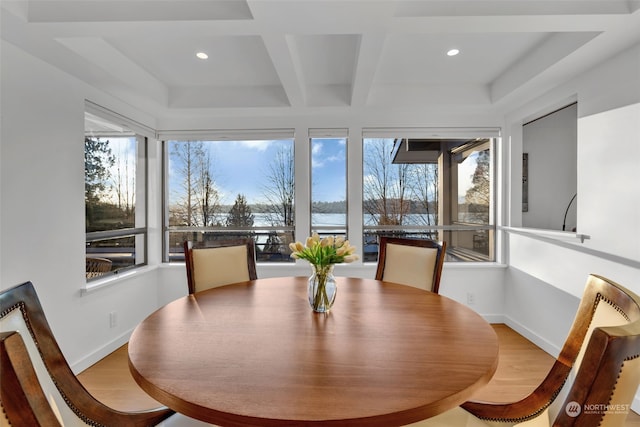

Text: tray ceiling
xmin=2 ymin=0 xmax=639 ymax=115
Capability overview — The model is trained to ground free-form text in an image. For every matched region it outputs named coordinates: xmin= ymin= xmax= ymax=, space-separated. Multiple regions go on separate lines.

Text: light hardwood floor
xmin=78 ymin=324 xmax=640 ymax=425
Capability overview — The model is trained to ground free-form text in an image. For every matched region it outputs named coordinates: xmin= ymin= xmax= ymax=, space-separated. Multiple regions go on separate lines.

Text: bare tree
xmin=262 ymin=145 xmax=294 ymax=227
xmin=410 ymin=163 xmax=438 ymax=226
xmin=363 ymin=138 xmax=411 ymax=225
xmin=170 ymin=142 xmax=200 ymax=226
xmin=170 ymin=141 xmax=221 ymax=227
xmin=113 ymin=140 xmax=135 ymax=218
xmin=196 ymin=149 xmax=221 ymax=226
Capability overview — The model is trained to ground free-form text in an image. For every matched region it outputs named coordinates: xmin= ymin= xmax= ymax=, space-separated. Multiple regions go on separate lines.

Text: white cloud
xmin=209 ymin=140 xmax=272 ymax=152
xmin=237 ymin=140 xmax=273 ymax=151
xmin=312 ymin=142 xmax=325 ymax=168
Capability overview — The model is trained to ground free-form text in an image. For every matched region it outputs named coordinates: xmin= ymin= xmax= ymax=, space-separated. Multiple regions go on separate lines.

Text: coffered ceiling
xmin=2 ymin=0 xmax=639 ymax=116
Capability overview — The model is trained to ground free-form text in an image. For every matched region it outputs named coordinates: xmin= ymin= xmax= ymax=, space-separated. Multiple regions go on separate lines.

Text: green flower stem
xmin=311 ymin=264 xmax=333 ymax=311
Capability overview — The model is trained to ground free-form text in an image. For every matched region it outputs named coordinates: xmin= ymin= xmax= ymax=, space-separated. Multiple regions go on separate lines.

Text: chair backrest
xmin=553 ymin=290 xmax=640 ymax=426
xmin=545 ymin=274 xmax=640 ymax=422
xmin=184 ymin=238 xmax=258 ymax=294
xmin=463 ymin=274 xmax=640 ymax=424
xmin=0 ymin=281 xmax=174 ymax=426
xmin=85 ymin=257 xmax=112 ymax=279
xmin=375 ymin=237 xmax=447 ymax=293
xmin=1 ymin=330 xmax=63 ymax=426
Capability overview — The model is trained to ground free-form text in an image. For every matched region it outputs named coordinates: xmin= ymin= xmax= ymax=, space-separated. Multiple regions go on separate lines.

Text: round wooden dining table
xmin=128 ymin=277 xmax=498 ymax=427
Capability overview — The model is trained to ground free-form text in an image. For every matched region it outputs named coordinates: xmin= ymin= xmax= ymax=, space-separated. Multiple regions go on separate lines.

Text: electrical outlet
xmin=466 ymin=292 xmax=476 ymax=305
xmin=109 ymin=311 xmax=117 ymax=328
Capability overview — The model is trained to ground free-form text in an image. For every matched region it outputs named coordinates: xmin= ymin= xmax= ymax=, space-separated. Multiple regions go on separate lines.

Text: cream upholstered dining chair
xmin=375 ymin=236 xmax=447 ymax=293
xmin=0 ymin=281 xmax=215 ymax=427
xmin=405 ymin=274 xmax=640 ymax=427
xmin=183 ymin=239 xmax=257 ymax=294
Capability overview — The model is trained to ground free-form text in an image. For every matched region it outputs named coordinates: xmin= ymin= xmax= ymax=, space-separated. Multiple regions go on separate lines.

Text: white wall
xmin=579 ymin=103 xmax=640 ymax=261
xmin=503 ymin=43 xmax=640 ymax=407
xmin=505 ymin=42 xmax=640 ymax=297
xmin=0 ymin=41 xmax=166 ymax=370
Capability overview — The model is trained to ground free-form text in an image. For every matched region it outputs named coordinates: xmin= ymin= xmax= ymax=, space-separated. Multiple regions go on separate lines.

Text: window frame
xmin=361 ymin=128 xmax=499 ymax=263
xmin=160 ymin=131 xmax=296 ymax=263
xmin=84 ymin=103 xmax=150 ymax=282
xmin=158 ymin=127 xmax=499 ymax=266
xmin=309 ymin=128 xmax=349 ymax=240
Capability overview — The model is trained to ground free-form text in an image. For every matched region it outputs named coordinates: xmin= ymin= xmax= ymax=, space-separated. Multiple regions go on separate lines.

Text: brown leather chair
xmin=411 ymin=274 xmax=640 ymax=426
xmin=183 ymin=238 xmax=258 ymax=294
xmin=0 ymin=281 xmax=175 ymax=426
xmin=375 ymin=236 xmax=447 ymax=293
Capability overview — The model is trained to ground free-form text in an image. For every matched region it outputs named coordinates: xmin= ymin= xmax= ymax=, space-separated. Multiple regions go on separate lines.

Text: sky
xmin=100 ymin=136 xmax=137 ymax=205
xmin=167 ymin=138 xmax=347 ymax=205
xmin=166 ymin=138 xmax=477 ymax=206
xmin=311 ymin=138 xmax=347 ymax=203
xmin=105 ymin=137 xmax=475 ymax=207
xmin=458 ymin=151 xmax=479 ymax=196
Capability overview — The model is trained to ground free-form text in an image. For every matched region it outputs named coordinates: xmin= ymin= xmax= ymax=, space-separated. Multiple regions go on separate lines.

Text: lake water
xmin=249 ymin=213 xmax=436 ymax=227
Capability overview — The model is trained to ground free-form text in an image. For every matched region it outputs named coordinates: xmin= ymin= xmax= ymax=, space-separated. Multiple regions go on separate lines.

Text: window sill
xmin=501 ymin=226 xmax=590 ymax=243
xmin=82 ymin=265 xmax=156 ymax=294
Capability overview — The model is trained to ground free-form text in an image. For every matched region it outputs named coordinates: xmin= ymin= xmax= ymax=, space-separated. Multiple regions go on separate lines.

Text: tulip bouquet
xmin=289 ymin=233 xmax=358 ymax=312
xmin=288 ymin=233 xmax=358 ymax=266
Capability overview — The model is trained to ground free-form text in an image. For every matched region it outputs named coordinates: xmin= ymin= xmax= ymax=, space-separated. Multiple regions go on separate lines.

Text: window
xmin=164 ymin=136 xmax=295 ymax=263
xmin=310 ymin=129 xmax=347 ymax=239
xmin=84 ymin=109 xmax=147 ymax=280
xmin=362 ymin=130 xmax=496 ymax=262
xmin=447 ymin=139 xmax=494 ymax=261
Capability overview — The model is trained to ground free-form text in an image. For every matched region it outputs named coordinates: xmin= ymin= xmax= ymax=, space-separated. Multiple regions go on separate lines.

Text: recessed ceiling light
xmin=196 ymin=52 xmax=209 ymax=60
xmin=447 ymin=49 xmax=460 ymax=57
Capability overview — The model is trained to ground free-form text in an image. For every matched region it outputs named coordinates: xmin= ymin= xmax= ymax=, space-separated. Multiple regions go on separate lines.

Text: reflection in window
xmin=165 ymin=138 xmax=295 ymax=263
xmin=454 ymin=143 xmax=491 ymax=225
xmin=449 ymin=140 xmax=493 ymax=260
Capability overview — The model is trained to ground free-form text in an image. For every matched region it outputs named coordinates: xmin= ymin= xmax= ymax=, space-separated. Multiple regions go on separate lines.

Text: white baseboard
xmin=71 ymin=329 xmax=133 ymax=374
xmin=482 ymin=314 xmax=505 ymax=324
xmin=502 ymin=315 xmax=561 ymax=357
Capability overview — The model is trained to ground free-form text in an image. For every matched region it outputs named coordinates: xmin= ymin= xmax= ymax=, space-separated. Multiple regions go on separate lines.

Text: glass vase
xmin=308 ymin=264 xmax=337 ymax=313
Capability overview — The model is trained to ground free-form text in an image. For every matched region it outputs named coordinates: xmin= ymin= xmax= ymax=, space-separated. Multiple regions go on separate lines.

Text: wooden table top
xmin=128 ymin=277 xmax=498 ymax=427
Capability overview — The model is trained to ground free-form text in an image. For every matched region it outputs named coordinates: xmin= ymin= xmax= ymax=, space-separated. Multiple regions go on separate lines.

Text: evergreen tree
xmin=85 ymin=137 xmax=115 ymax=229
xmin=85 ymin=137 xmax=115 ymax=203
xmin=226 ymin=194 xmax=254 ymax=227
xmin=465 ymin=150 xmax=491 ymax=224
